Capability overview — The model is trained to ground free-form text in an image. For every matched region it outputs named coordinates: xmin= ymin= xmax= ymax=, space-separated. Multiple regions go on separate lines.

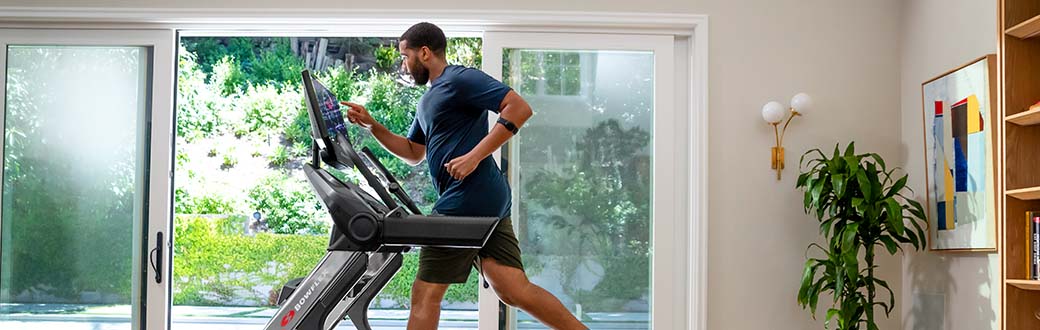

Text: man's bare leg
xmin=481 ymin=258 xmax=587 ymax=330
xmin=407 ymin=278 xmax=450 ymax=330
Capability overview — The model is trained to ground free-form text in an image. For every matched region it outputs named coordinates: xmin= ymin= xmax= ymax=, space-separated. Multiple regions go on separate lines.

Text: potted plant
xmin=795 ymin=143 xmax=927 ymax=330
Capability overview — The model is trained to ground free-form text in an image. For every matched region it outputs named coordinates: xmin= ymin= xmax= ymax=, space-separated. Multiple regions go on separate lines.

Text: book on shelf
xmin=1031 ymin=211 xmax=1040 ymax=280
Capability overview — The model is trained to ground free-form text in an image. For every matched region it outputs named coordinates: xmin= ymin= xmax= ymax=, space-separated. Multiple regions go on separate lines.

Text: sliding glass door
xmin=482 ymin=32 xmax=684 ymax=329
xmin=0 ymin=29 xmax=175 ymax=330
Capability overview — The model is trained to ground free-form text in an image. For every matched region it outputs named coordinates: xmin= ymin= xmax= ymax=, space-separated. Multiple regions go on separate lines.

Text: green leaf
xmin=820 ymin=218 xmax=835 ymax=236
xmin=803 ymin=188 xmax=813 ymax=212
xmin=798 ymin=259 xmax=816 ymax=303
xmin=867 ymin=153 xmax=887 ymax=171
xmin=886 ymin=199 xmax=905 ymax=235
xmin=852 ymin=197 xmax=865 ymax=211
xmin=867 ymin=162 xmax=883 ymax=201
xmin=874 ymin=277 xmax=896 ymax=315
xmin=806 ymin=243 xmax=828 ymax=255
xmin=856 ymin=170 xmax=872 ymax=202
xmin=811 ymin=183 xmax=824 ymax=209
xmin=879 ymin=235 xmax=899 ymax=254
xmin=915 ymin=223 xmax=928 ymax=250
xmin=843 ymin=223 xmax=860 ymax=249
xmin=886 ymin=175 xmax=907 ymax=199
xmin=907 ymin=199 xmax=926 ymax=219
xmin=843 ymin=248 xmax=860 ymax=284
xmin=797 ymin=172 xmax=810 ymax=188
xmin=801 ymin=148 xmax=826 ymax=168
xmin=809 ymin=278 xmax=824 ymax=313
xmin=832 ymin=174 xmax=846 ymax=199
xmin=826 ymin=308 xmax=840 ymax=324
xmin=844 ymin=142 xmax=855 ymax=157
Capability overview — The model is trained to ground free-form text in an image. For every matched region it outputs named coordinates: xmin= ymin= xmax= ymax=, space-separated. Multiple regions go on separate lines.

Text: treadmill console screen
xmin=311 ymin=77 xmax=348 ymax=139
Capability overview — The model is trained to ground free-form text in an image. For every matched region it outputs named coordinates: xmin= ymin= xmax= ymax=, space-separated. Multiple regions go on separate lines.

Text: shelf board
xmin=1007 ymin=14 xmax=1040 ymax=39
xmin=1008 ymin=279 xmax=1040 ymax=291
xmin=1007 ymin=107 xmax=1040 ymax=125
xmin=1008 ymin=187 xmax=1040 ymax=200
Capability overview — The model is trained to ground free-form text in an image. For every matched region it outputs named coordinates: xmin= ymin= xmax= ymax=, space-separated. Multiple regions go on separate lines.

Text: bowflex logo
xmin=280 ymin=269 xmax=331 ymax=329
xmin=280 ymin=311 xmax=295 ymax=327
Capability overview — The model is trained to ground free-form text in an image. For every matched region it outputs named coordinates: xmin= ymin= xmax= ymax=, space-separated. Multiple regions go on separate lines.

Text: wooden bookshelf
xmin=1002 ymin=0 xmax=1040 ymax=329
xmin=1006 ymin=106 xmax=1040 ymax=125
xmin=1008 ymin=187 xmax=1040 ymax=200
xmin=1008 ymin=279 xmax=1040 ymax=291
xmin=1007 ymin=14 xmax=1040 ymax=39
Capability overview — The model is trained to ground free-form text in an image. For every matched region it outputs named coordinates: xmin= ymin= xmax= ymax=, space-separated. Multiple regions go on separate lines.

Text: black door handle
xmin=149 ymin=232 xmax=163 ymax=284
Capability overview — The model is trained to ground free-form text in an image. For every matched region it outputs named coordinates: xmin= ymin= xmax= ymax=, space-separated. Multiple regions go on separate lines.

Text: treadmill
xmin=262 ymin=70 xmax=500 ymax=330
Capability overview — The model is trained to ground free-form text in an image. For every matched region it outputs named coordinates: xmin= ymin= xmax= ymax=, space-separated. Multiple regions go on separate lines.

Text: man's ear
xmin=419 ymin=46 xmax=431 ymax=62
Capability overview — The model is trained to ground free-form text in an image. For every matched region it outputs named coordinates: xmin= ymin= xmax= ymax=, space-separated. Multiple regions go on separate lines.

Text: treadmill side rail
xmin=264 ymin=251 xmax=367 ymax=330
xmin=322 ymin=252 xmax=403 ymax=330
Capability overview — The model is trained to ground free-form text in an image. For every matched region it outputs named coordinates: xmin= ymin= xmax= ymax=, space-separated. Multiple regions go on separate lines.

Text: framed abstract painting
xmin=921 ymin=54 xmax=998 ymax=251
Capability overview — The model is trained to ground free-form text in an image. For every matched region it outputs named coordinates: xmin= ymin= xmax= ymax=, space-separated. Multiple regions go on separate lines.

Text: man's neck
xmin=427 ymin=60 xmax=449 ymax=84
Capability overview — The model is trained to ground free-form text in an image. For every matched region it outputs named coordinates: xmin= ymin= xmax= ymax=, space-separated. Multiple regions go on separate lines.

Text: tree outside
xmin=172 ymin=36 xmax=483 ymax=309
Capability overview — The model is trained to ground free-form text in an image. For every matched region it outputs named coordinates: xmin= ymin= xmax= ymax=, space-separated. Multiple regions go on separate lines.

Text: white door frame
xmin=0 ymin=10 xmax=708 ymax=330
xmin=482 ymin=31 xmax=679 ymax=329
xmin=0 ymin=28 xmax=175 ymax=330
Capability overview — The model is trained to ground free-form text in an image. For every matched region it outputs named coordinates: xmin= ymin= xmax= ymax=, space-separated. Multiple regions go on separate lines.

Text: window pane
xmin=504 ymin=49 xmax=653 ymax=329
xmin=1 ymin=45 xmax=150 ymax=329
xmin=172 ymin=37 xmax=484 ymax=329
xmin=544 ymin=62 xmax=563 ymax=95
xmin=561 ymin=66 xmax=581 ymax=96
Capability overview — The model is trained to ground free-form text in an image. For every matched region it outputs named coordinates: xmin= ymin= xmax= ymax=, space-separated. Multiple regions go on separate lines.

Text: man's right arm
xmin=369 ymin=123 xmax=426 ymax=166
xmin=341 ymin=101 xmax=426 ymax=166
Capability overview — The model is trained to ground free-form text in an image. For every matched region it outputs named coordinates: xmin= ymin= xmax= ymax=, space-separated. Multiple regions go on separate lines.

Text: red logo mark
xmin=280 ymin=310 xmax=296 ymax=327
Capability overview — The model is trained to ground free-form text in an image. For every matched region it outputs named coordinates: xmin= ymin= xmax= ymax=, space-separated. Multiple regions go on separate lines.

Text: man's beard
xmin=410 ymin=65 xmax=430 ymax=86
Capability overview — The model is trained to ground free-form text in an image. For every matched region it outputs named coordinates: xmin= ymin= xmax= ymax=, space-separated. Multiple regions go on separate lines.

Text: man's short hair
xmin=400 ymin=22 xmax=447 ymax=57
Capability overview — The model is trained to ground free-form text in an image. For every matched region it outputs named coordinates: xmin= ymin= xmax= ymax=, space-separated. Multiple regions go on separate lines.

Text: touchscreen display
xmin=312 ymin=78 xmax=347 ymax=138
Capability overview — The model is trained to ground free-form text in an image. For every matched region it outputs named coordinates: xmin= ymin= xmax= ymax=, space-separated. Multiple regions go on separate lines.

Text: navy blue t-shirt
xmin=407 ymin=65 xmax=512 ymax=218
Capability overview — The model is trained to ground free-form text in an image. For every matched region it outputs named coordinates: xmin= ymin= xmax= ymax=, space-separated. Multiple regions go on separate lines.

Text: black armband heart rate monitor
xmin=496 ymin=117 xmax=520 ymax=135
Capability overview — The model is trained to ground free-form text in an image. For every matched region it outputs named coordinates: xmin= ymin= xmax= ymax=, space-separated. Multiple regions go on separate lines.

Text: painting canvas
xmin=921 ymin=55 xmax=997 ymax=251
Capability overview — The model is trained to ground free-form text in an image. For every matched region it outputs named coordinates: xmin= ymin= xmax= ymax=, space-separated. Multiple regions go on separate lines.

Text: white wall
xmin=0 ymin=1 xmax=910 ymax=329
xmin=897 ymin=1 xmax=1000 ymax=330
xmin=700 ymin=1 xmax=903 ymax=329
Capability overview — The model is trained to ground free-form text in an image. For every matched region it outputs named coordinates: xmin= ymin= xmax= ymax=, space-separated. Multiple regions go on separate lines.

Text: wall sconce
xmin=761 ymin=93 xmax=812 ymax=180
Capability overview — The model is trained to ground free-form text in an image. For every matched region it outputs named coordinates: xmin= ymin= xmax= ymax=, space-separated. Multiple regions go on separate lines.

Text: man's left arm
xmin=444 ymin=90 xmax=532 ymax=180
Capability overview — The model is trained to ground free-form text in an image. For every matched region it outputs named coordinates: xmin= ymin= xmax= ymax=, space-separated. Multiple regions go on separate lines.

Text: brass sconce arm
xmin=761 ymin=93 xmax=812 ymax=181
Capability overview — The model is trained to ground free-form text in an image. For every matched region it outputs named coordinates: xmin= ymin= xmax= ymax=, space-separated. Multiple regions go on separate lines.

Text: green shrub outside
xmin=175 ymin=187 xmax=239 ymax=215
xmin=173 ymin=216 xmax=478 ymax=306
xmin=250 ymin=38 xmax=307 ymax=86
xmin=173 ymin=216 xmax=327 ymax=306
xmin=170 ymin=37 xmax=483 ymax=308
xmin=246 ymin=173 xmax=328 ymax=235
xmin=176 ymin=47 xmax=224 ymax=141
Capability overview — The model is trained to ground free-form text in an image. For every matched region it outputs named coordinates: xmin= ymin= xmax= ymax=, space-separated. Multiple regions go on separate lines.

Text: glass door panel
xmin=1 ymin=45 xmax=151 ymax=330
xmin=504 ymin=48 xmax=654 ymax=330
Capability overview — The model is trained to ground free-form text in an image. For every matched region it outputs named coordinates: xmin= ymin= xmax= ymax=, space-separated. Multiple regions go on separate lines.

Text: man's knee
xmin=489 ymin=276 xmax=531 ymax=307
xmin=410 ymin=279 xmax=449 ymax=313
xmin=481 ymin=258 xmax=532 ymax=307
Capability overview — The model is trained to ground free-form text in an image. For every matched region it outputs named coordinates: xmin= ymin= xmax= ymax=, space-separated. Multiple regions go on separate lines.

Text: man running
xmin=341 ymin=22 xmax=587 ymax=330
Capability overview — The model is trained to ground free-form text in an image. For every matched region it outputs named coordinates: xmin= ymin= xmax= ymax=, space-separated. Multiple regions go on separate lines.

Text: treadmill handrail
xmin=331 ymin=135 xmax=402 ymax=212
xmin=381 ymin=212 xmax=500 ymax=248
xmin=361 ymin=146 xmax=422 ymax=215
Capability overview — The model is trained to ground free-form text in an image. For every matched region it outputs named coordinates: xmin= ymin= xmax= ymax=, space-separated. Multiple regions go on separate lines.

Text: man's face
xmin=398 ymin=40 xmax=430 ymax=86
